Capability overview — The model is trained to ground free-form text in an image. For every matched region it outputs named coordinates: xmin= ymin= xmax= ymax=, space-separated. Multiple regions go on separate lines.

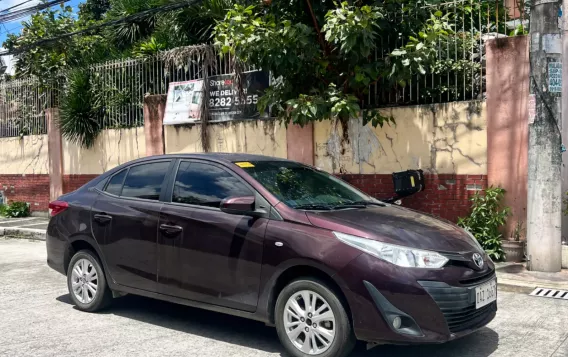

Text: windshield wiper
xmin=331 ymin=200 xmax=386 ymax=210
xmin=349 ymin=200 xmax=387 ymax=207
xmin=294 ymin=204 xmax=333 ymax=211
xmin=331 ymin=204 xmax=366 ymax=210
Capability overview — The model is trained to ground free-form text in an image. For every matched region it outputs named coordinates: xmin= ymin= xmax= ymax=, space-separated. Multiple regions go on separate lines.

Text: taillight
xmin=49 ymin=200 xmax=69 ymax=217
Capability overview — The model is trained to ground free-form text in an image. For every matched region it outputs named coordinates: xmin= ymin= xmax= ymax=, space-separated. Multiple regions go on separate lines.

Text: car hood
xmin=305 ymin=205 xmax=481 ymax=253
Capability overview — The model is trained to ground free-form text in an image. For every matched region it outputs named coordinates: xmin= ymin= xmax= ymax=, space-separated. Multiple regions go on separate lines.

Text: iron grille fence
xmin=88 ymin=52 xmax=245 ymax=129
xmin=0 ymin=0 xmax=528 ymax=138
xmin=369 ymin=0 xmax=528 ymax=107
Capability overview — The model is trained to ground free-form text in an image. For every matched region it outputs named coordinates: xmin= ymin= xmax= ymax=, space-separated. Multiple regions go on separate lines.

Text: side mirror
xmin=220 ymin=196 xmax=256 ymax=216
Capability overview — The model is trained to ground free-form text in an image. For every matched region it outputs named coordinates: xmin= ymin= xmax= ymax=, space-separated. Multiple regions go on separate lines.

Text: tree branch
xmin=305 ymin=0 xmax=328 ymax=55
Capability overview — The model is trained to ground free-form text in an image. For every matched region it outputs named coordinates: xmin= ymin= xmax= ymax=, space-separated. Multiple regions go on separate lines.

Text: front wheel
xmin=67 ymin=250 xmax=112 ymax=312
xmin=275 ymin=278 xmax=355 ymax=357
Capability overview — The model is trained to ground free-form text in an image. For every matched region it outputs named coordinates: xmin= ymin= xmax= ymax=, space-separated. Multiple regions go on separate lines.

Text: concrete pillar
xmin=46 ymin=108 xmax=63 ymax=202
xmin=486 ymin=36 xmax=530 ymax=240
xmin=143 ymin=94 xmax=166 ymax=156
xmin=286 ymin=123 xmax=314 ymax=165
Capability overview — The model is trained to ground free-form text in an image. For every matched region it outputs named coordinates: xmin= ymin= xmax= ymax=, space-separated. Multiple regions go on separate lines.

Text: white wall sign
xmin=543 ymin=34 xmax=562 ymax=54
xmin=163 ymin=80 xmax=204 ymax=125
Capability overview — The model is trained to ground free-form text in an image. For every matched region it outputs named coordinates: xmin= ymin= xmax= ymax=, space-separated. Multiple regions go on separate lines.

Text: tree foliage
xmin=214 ymin=1 xmax=471 ymax=127
xmin=58 ymin=68 xmax=102 ymax=148
xmin=458 ymin=187 xmax=510 ymax=261
xmin=3 ymin=5 xmax=111 ymax=81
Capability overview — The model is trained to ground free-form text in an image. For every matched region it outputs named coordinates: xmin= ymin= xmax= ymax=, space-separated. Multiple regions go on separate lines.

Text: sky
xmin=0 ymin=0 xmax=83 ymax=74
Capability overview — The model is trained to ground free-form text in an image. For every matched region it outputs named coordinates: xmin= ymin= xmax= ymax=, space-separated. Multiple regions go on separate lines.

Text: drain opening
xmin=530 ymin=288 xmax=568 ymax=300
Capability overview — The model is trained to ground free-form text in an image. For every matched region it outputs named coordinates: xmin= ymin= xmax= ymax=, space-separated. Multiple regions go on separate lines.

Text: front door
xmin=92 ymin=160 xmax=172 ymax=292
xmin=157 ymin=160 xmax=267 ymax=312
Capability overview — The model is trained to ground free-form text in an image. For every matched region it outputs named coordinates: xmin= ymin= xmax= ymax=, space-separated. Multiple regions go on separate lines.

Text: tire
xmin=275 ymin=277 xmax=355 ymax=357
xmin=67 ymin=249 xmax=112 ymax=312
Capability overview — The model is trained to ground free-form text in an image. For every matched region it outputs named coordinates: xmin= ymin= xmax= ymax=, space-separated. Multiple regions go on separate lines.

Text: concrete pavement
xmin=1 ymin=238 xmax=568 ymax=357
xmin=0 ymin=217 xmax=48 ymax=240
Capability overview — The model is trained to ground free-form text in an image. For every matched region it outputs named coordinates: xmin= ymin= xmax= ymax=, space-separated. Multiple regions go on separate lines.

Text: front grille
xmin=459 ymin=270 xmax=495 ymax=286
xmin=419 ymin=280 xmax=497 ymax=333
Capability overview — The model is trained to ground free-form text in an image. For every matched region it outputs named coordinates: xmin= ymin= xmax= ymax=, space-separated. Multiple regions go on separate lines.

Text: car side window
xmin=105 ymin=169 xmax=127 ymax=196
xmin=173 ymin=161 xmax=253 ymax=208
xmin=121 ymin=161 xmax=170 ymax=201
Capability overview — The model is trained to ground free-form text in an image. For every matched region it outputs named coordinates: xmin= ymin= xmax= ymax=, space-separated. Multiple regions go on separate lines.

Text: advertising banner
xmin=163 ymin=70 xmax=269 ymax=125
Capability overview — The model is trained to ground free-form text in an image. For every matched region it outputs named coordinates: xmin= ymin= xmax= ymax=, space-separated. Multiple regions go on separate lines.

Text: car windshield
xmin=235 ymin=160 xmax=372 ymax=209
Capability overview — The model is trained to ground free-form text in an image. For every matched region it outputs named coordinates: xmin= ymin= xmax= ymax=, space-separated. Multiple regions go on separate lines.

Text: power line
xmin=0 ymin=0 xmax=201 ymax=56
xmin=0 ymin=0 xmax=70 ymax=24
xmin=0 ymin=0 xmax=35 ymax=14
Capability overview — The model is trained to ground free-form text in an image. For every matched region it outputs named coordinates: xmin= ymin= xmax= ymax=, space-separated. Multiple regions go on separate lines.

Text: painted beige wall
xmin=314 ymin=101 xmax=487 ymax=175
xmin=0 ymin=135 xmax=49 ymax=174
xmin=165 ymin=120 xmax=287 ymax=158
xmin=64 ymin=127 xmax=146 ymax=175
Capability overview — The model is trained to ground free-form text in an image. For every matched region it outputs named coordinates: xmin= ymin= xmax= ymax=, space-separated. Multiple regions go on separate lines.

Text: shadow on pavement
xmin=56 ymin=294 xmax=499 ymax=357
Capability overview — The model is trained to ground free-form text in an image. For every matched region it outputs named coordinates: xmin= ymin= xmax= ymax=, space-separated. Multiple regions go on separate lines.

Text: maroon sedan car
xmin=46 ymin=153 xmax=496 ymax=357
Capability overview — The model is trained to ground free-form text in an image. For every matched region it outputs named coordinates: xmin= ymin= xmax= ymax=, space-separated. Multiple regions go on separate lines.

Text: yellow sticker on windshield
xmin=235 ymin=162 xmax=255 ymax=168
xmin=410 ymin=176 xmax=415 ymax=187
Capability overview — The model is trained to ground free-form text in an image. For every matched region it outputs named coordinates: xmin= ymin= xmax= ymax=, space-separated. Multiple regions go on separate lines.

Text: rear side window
xmin=121 ymin=161 xmax=170 ymax=201
xmin=105 ymin=169 xmax=127 ymax=196
xmin=173 ymin=162 xmax=252 ymax=208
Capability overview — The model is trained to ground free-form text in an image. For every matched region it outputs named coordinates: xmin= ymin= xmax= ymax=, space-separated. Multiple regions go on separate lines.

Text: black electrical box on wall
xmin=392 ymin=169 xmax=425 ymax=197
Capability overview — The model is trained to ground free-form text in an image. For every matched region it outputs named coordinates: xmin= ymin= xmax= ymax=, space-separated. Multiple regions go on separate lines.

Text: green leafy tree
xmin=78 ymin=0 xmax=111 ymax=22
xmin=214 ymin=1 xmax=467 ymax=127
xmin=3 ymin=5 xmax=111 ymax=81
xmin=106 ymin=0 xmax=240 ymax=54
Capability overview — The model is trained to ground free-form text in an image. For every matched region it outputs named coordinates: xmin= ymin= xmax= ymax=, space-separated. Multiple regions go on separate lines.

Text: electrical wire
xmin=0 ymin=0 xmax=35 ymax=14
xmin=0 ymin=0 xmax=70 ymax=23
xmin=0 ymin=0 xmax=201 ymax=56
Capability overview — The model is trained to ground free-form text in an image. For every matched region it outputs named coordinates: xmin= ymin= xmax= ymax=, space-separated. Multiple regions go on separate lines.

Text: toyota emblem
xmin=472 ymin=253 xmax=484 ymax=269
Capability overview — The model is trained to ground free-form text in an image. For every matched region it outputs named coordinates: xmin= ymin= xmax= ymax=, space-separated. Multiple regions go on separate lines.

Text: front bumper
xmin=337 ymin=252 xmax=497 ymax=344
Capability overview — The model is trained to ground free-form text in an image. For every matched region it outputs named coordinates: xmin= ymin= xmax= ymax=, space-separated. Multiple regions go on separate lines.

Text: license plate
xmin=475 ymin=279 xmax=497 ymax=309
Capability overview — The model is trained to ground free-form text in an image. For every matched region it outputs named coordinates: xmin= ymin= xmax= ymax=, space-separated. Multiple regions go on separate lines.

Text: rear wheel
xmin=275 ymin=278 xmax=355 ymax=357
xmin=67 ymin=250 xmax=112 ymax=312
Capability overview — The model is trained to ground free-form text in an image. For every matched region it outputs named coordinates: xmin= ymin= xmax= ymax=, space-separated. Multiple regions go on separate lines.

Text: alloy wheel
xmin=71 ymin=258 xmax=98 ymax=304
xmin=283 ymin=290 xmax=336 ymax=355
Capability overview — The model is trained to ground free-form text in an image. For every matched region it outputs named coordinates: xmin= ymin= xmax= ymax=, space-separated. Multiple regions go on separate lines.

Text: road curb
xmin=0 ymin=227 xmax=46 ymax=241
xmin=497 ymin=280 xmax=536 ymax=294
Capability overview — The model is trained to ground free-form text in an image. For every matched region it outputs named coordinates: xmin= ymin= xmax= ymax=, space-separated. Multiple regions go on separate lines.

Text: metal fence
xmin=0 ymin=0 xmax=527 ymax=138
xmin=88 ymin=52 xmax=244 ymax=129
xmin=0 ymin=78 xmax=58 ymax=137
xmin=369 ymin=0 xmax=528 ymax=107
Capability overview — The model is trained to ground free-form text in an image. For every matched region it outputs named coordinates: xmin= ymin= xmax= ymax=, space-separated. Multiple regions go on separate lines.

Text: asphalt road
xmin=1 ymin=238 xmax=568 ymax=357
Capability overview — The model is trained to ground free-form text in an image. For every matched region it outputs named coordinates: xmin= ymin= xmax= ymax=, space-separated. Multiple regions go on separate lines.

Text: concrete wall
xmin=164 ymin=120 xmax=287 ymax=158
xmin=63 ymin=127 xmax=146 ymax=175
xmin=314 ymin=101 xmax=487 ymax=175
xmin=0 ymin=135 xmax=50 ymax=209
xmin=486 ymin=36 xmax=529 ymax=240
xmin=0 ymin=135 xmax=49 ymax=174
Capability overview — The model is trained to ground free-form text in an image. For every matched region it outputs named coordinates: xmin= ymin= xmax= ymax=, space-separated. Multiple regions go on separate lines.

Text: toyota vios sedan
xmin=46 ymin=154 xmax=496 ymax=357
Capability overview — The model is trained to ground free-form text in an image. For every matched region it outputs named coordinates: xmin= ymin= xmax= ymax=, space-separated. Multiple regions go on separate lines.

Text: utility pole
xmin=562 ymin=0 xmax=568 ymax=256
xmin=527 ymin=0 xmax=563 ymax=272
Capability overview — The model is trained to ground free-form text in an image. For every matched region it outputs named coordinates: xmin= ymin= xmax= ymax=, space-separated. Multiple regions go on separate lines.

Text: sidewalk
xmin=0 ymin=216 xmax=49 ymax=240
xmin=495 ymin=262 xmax=568 ymax=294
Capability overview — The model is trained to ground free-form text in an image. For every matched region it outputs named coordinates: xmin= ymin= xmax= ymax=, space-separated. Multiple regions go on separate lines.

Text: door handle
xmin=93 ymin=213 xmax=112 ymax=225
xmin=159 ymin=224 xmax=183 ymax=236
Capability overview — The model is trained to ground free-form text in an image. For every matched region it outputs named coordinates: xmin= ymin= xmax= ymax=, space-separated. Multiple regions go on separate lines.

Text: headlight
xmin=334 ymin=232 xmax=449 ymax=268
xmin=463 ymin=228 xmax=484 ymax=252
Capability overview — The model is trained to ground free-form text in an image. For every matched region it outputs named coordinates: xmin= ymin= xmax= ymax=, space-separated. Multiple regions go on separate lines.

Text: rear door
xmin=157 ymin=160 xmax=268 ymax=311
xmin=91 ymin=160 xmax=173 ymax=292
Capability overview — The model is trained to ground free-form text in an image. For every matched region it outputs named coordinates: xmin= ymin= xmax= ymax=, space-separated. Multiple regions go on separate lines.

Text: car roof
xmin=137 ymin=153 xmax=291 ymax=164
